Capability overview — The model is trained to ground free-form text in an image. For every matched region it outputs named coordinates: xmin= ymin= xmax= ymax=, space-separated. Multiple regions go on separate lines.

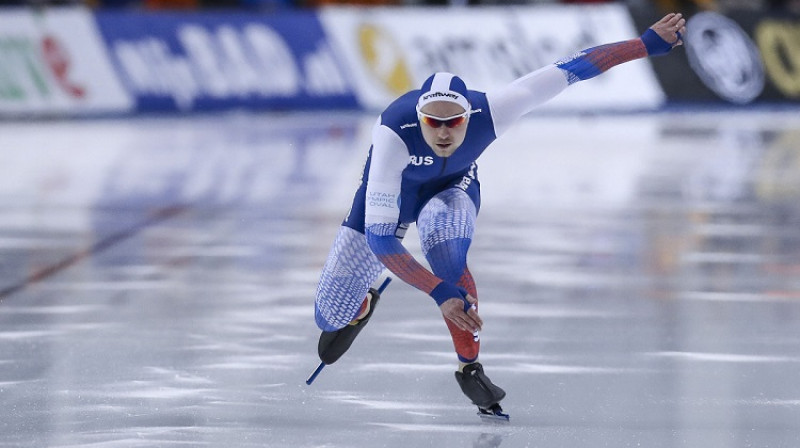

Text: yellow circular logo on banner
xmin=358 ymin=24 xmax=413 ymax=95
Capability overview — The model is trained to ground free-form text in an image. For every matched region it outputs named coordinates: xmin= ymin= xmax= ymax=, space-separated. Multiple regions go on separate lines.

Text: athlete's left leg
xmin=418 ymin=186 xmax=506 ymax=412
xmin=416 ymin=187 xmax=479 ymax=364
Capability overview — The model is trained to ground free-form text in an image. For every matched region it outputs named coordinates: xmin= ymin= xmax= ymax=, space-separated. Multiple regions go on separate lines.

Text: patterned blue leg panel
xmin=418 ymin=188 xmax=480 ymax=363
xmin=315 ymin=226 xmax=385 ymax=332
xmin=417 ymin=188 xmax=477 ymax=282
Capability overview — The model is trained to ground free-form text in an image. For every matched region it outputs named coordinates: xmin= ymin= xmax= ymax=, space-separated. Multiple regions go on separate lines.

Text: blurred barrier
xmin=632 ymin=8 xmax=800 ymax=105
xmin=93 ymin=9 xmax=358 ymax=112
xmin=1 ymin=5 xmax=798 ymax=118
xmin=0 ymin=7 xmax=133 ymax=117
xmin=318 ymin=3 xmax=665 ymax=112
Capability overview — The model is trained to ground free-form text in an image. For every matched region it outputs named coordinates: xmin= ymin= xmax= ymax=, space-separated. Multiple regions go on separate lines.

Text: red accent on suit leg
xmin=446 ymin=318 xmax=480 ymax=362
xmin=446 ymin=266 xmax=479 ymax=362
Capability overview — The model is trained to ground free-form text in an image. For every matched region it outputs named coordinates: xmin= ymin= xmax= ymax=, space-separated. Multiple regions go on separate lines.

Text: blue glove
xmin=641 ymin=28 xmax=675 ymax=56
xmin=430 ymin=282 xmax=470 ymax=309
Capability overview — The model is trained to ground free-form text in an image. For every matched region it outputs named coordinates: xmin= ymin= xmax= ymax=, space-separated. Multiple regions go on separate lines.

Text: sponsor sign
xmin=94 ymin=11 xmax=358 ymax=112
xmin=319 ymin=4 xmax=665 ymax=111
xmin=634 ymin=7 xmax=800 ymax=104
xmin=0 ymin=7 xmax=132 ymax=116
xmin=685 ymin=12 xmax=765 ymax=104
xmin=751 ymin=14 xmax=800 ymax=100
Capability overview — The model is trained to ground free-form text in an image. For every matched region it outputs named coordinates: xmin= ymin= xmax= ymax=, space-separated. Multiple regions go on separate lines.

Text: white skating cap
xmin=416 ymin=72 xmax=470 ymax=112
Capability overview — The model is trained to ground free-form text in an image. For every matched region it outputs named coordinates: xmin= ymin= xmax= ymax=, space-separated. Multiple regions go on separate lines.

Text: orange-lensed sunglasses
xmin=417 ymin=110 xmax=470 ymax=129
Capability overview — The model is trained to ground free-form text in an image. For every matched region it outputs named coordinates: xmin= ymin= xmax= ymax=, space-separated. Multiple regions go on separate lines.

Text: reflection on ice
xmin=645 ymin=351 xmax=794 ymax=363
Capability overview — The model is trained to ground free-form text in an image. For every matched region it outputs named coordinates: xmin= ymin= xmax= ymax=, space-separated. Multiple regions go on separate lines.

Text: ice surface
xmin=0 ymin=110 xmax=799 ymax=447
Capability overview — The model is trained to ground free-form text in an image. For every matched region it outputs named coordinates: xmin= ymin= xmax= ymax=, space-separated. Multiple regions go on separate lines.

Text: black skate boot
xmin=455 ymin=362 xmax=509 ymax=420
xmin=317 ymin=287 xmax=381 ymax=365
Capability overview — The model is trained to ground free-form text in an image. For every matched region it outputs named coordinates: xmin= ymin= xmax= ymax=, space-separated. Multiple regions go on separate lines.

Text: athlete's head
xmin=416 ymin=72 xmax=471 ymax=158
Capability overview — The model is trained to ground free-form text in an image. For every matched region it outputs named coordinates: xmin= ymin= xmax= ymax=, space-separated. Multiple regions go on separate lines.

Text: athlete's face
xmin=418 ymin=101 xmax=469 ymax=158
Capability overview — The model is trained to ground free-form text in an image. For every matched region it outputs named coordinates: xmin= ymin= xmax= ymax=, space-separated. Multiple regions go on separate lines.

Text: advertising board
xmin=94 ymin=10 xmax=358 ymax=112
xmin=0 ymin=7 xmax=132 ymax=116
xmin=319 ymin=4 xmax=666 ymax=111
xmin=633 ymin=8 xmax=800 ymax=105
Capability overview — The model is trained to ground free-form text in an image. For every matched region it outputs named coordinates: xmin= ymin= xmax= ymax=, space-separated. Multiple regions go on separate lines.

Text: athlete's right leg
xmin=315 ymin=225 xmax=385 ymax=332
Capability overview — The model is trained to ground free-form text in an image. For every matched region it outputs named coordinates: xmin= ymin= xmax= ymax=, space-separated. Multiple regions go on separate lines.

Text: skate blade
xmin=477 ymin=404 xmax=510 ymax=422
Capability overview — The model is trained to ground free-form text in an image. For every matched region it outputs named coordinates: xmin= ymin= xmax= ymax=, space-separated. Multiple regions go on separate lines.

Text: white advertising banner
xmin=320 ymin=4 xmax=665 ymax=112
xmin=0 ymin=7 xmax=132 ymax=116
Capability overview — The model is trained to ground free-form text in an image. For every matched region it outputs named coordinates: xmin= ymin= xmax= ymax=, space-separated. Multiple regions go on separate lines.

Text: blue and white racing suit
xmin=314 ymin=30 xmax=674 ymax=363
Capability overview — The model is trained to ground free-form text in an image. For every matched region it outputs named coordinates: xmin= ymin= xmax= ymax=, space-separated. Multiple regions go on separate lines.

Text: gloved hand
xmin=431 ymin=281 xmax=482 ymax=333
xmin=642 ymin=12 xmax=687 ymax=56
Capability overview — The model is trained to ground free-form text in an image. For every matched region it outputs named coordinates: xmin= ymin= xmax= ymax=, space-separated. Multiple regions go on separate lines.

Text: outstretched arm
xmin=557 ymin=12 xmax=686 ymax=84
xmin=488 ymin=13 xmax=687 ymax=136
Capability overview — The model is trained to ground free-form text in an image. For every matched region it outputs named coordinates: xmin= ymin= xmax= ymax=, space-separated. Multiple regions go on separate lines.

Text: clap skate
xmin=455 ymin=362 xmax=509 ymax=421
xmin=306 ymin=277 xmax=391 ymax=385
xmin=317 ymin=286 xmax=382 ymax=365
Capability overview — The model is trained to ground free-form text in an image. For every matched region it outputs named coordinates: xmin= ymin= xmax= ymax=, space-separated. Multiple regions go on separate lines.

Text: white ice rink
xmin=1 ymin=109 xmax=799 ymax=447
